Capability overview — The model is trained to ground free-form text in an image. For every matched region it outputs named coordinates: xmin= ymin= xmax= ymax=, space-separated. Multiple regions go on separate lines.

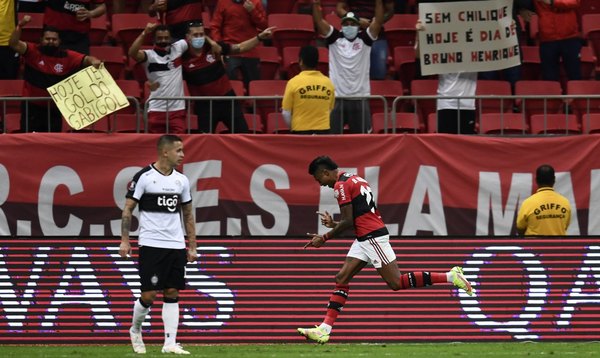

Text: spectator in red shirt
xmin=9 ymin=15 xmax=101 ymax=132
xmin=210 ymin=0 xmax=268 ymax=88
xmin=149 ymin=0 xmax=204 ymax=40
xmin=182 ymin=21 xmax=275 ymax=133
xmin=43 ymin=0 xmax=106 ymax=54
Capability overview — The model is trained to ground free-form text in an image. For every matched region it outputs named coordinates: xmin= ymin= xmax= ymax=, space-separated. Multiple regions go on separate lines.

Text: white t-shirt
xmin=325 ymin=25 xmax=375 ymax=97
xmin=143 ymin=39 xmax=188 ymax=112
xmin=437 ymin=72 xmax=478 ymax=111
xmin=126 ymin=164 xmax=192 ymax=249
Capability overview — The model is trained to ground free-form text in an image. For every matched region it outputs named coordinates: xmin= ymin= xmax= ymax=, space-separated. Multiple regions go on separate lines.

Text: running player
xmin=298 ymin=155 xmax=473 ymax=344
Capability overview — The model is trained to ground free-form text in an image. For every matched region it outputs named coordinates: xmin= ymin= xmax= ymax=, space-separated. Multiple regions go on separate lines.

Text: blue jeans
xmin=370 ymin=38 xmax=388 ymax=80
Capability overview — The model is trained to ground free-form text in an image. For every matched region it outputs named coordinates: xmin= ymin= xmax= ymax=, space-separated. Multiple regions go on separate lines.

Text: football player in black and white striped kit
xmin=120 ymin=134 xmax=197 ymax=355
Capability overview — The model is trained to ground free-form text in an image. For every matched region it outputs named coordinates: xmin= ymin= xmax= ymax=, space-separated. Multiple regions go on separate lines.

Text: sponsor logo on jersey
xmin=334 ymin=189 xmax=339 ymax=199
xmin=157 ymin=194 xmax=179 ymax=212
xmin=127 ymin=180 xmax=136 ymax=191
xmin=338 ymin=184 xmax=347 ymax=201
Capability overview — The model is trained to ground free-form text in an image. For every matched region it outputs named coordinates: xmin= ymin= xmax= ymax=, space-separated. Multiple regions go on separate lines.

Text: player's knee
xmin=141 ymin=291 xmax=157 ymax=305
xmin=163 ymin=288 xmax=179 ymax=300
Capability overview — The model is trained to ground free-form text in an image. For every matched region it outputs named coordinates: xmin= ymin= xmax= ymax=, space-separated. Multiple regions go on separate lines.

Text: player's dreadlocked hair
xmin=308 ymin=156 xmax=338 ymax=175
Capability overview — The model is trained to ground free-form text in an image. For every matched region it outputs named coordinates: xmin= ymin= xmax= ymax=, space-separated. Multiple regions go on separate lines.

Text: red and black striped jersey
xmin=181 ymin=41 xmax=233 ymax=96
xmin=334 ymin=171 xmax=388 ymax=241
xmin=44 ymin=0 xmax=104 ymax=33
xmin=22 ymin=43 xmax=85 ymax=98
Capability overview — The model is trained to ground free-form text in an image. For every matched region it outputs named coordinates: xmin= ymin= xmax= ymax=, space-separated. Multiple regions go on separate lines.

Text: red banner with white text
xmin=1 ymin=133 xmax=599 ymax=237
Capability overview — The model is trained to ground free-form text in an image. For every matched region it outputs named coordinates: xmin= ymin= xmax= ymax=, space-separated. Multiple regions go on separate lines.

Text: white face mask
xmin=341 ymin=25 xmax=359 ymax=40
xmin=191 ymin=37 xmax=205 ymax=49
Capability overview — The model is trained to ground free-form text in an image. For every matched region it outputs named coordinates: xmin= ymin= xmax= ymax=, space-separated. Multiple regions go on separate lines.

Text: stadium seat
xmin=248 ymin=80 xmax=287 ymax=128
xmin=115 ymin=79 xmax=142 ymax=114
xmin=582 ymin=14 xmax=600 ymax=73
xmin=385 ymin=14 xmax=419 ymax=50
xmin=325 ymin=13 xmax=341 ymax=29
xmin=528 ymin=14 xmax=539 ymax=45
xmin=567 ymin=80 xmax=600 ymax=118
xmin=530 ymin=114 xmax=580 ymax=134
xmin=475 ymin=80 xmax=513 ymax=114
xmin=478 ymin=113 xmax=529 ymax=135
xmin=267 ymin=14 xmax=315 ymax=54
xmin=426 ymin=112 xmax=437 ymax=133
xmin=410 ymin=79 xmax=438 ymax=130
xmin=111 ymin=113 xmax=145 ymax=133
xmin=18 ymin=13 xmax=44 ymax=43
xmin=244 ymin=113 xmax=263 ymax=134
xmin=0 ymin=79 xmax=24 ymax=115
xmin=282 ymin=46 xmax=329 ymax=79
xmin=520 ymin=46 xmax=541 ymax=81
xmin=371 ymin=112 xmax=422 ymax=133
xmin=89 ymin=13 xmax=108 ymax=45
xmin=63 ymin=117 xmax=111 ymax=133
xmin=90 ymin=46 xmax=126 ymax=79
xmin=258 ymin=46 xmax=281 ymax=80
xmin=1 ymin=113 xmax=21 ymax=133
xmin=393 ymin=46 xmax=417 ymax=94
xmin=230 ymin=80 xmax=245 ymax=97
xmin=582 ymin=113 xmax=600 ymax=134
xmin=514 ymin=80 xmax=564 ymax=118
xmin=267 ymin=0 xmax=295 ymax=14
xmin=111 ymin=13 xmax=155 ymax=51
xmin=369 ymin=80 xmax=404 ymax=115
xmin=266 ymin=112 xmax=290 ymax=134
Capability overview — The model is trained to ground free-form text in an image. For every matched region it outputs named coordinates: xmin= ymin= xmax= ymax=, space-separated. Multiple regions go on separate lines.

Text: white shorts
xmin=347 ymin=235 xmax=397 ymax=268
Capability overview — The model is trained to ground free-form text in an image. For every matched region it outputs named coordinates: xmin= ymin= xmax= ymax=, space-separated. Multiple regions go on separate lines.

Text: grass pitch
xmin=0 ymin=343 xmax=598 ymax=357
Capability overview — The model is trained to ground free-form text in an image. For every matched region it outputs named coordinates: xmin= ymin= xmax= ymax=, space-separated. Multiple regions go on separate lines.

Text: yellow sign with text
xmin=47 ymin=65 xmax=129 ymax=130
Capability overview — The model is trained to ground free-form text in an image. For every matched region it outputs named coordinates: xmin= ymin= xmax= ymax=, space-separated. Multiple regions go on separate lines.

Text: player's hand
xmin=317 ymin=211 xmax=335 ymax=228
xmin=119 ymin=241 xmax=131 ymax=258
xmin=187 ymin=248 xmax=198 ymax=262
xmin=19 ymin=15 xmax=31 ymax=27
xmin=304 ymin=233 xmax=326 ymax=249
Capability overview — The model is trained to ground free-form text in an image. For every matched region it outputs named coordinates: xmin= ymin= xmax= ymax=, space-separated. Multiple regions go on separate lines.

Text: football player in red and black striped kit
xmin=298 ymin=156 xmax=474 ymax=344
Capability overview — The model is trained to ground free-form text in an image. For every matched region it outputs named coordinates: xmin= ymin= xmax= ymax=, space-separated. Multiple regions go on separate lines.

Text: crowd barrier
xmin=3 ymin=94 xmax=600 ymax=134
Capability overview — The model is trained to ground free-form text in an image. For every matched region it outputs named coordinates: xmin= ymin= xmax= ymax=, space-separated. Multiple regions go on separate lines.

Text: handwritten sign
xmin=418 ymin=0 xmax=520 ymax=76
xmin=47 ymin=65 xmax=129 ymax=130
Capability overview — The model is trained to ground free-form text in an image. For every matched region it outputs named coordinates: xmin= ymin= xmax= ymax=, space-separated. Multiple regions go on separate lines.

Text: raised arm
xmin=367 ymin=0 xmax=384 ymax=39
xmin=128 ymin=23 xmax=157 ymax=62
xmin=313 ymin=1 xmax=332 ymax=37
xmin=9 ymin=15 xmax=30 ymax=55
xmin=229 ymin=26 xmax=275 ymax=55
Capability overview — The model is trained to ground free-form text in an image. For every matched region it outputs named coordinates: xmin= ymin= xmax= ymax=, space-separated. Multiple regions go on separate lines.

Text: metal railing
xmin=3 ymin=94 xmax=600 ymax=135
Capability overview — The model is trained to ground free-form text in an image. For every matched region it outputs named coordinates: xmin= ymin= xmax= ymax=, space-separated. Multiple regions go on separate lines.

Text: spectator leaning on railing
xmin=9 ymin=15 xmax=101 ymax=133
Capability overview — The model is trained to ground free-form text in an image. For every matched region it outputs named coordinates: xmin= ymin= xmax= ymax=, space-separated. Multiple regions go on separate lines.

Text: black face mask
xmin=39 ymin=45 xmax=60 ymax=56
xmin=154 ymin=42 xmax=171 ymax=56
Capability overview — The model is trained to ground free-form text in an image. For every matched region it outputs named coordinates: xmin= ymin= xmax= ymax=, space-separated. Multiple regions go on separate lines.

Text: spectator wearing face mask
xmin=181 ymin=21 xmax=275 ymax=133
xmin=129 ymin=23 xmax=188 ymax=133
xmin=313 ymin=0 xmax=384 ymax=134
xmin=9 ymin=15 xmax=102 ymax=132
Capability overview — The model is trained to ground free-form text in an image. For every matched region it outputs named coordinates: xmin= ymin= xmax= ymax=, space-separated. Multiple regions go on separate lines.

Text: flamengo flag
xmin=46 ymin=65 xmax=129 ymax=130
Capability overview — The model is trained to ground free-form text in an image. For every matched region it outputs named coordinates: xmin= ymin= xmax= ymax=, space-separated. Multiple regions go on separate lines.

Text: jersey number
xmin=359 ymin=184 xmax=376 ymax=213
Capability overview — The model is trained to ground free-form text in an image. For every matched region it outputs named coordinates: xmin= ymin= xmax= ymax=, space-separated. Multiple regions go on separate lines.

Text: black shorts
xmin=138 ymin=246 xmax=187 ymax=292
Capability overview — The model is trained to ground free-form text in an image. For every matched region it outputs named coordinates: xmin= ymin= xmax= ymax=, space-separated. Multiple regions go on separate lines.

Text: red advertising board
xmin=0 ymin=133 xmax=599 ymax=237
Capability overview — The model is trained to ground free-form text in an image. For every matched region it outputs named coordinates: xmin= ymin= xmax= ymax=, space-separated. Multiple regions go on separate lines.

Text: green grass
xmin=0 ymin=343 xmax=598 ymax=358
